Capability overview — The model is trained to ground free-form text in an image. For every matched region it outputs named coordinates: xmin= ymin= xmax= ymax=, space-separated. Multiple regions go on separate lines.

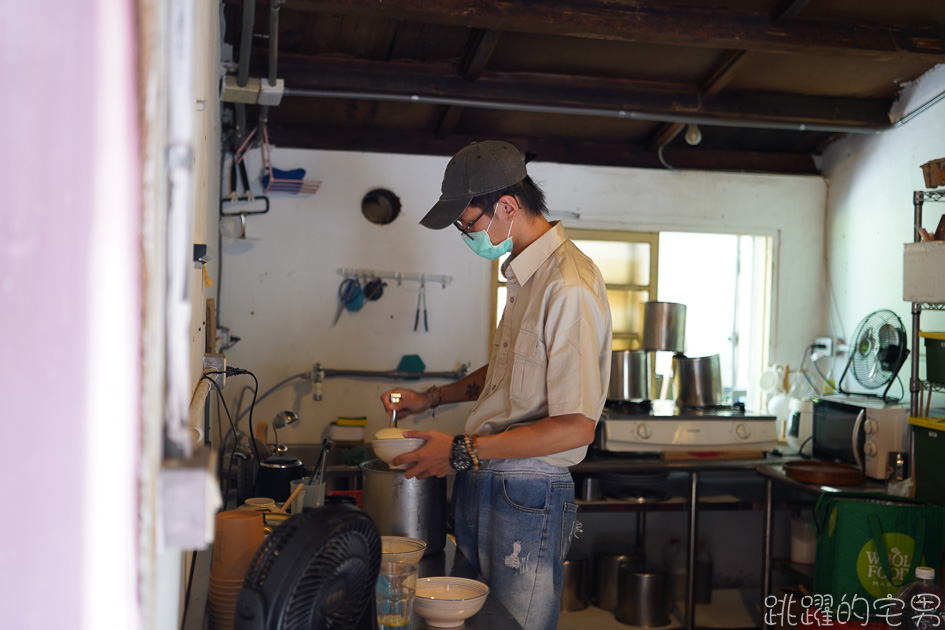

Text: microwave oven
xmin=811 ymin=395 xmax=910 ymax=480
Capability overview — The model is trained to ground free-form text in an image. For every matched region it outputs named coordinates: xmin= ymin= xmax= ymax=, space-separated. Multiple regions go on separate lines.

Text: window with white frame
xmin=490 ymin=229 xmax=773 ymax=410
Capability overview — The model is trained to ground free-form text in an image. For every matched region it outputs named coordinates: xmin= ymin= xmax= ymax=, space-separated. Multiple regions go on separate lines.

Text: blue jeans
xmin=452 ymin=459 xmax=578 ymax=630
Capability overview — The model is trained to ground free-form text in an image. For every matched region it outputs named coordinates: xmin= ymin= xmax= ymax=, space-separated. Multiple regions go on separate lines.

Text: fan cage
xmin=850 ymin=311 xmax=907 ymax=389
xmin=239 ymin=505 xmax=381 ymax=630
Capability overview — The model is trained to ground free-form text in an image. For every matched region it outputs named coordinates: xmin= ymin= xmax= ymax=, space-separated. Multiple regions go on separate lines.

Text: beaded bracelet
xmin=425 ymin=385 xmax=442 ymax=409
xmin=464 ymin=434 xmax=480 ymax=469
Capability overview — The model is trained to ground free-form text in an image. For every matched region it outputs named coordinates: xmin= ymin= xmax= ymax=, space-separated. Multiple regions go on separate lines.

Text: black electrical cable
xmin=799 ymin=344 xmax=821 ymax=394
xmin=797 ymin=435 xmax=814 ymax=458
xmin=179 ymin=549 xmax=198 ymax=630
xmin=811 ymin=350 xmax=832 ymax=386
xmin=235 ymin=384 xmax=256 ymax=423
xmin=200 ymin=374 xmax=238 ymax=501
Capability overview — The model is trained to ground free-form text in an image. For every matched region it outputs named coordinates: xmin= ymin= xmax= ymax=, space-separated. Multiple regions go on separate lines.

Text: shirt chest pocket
xmin=510 ymin=329 xmax=546 ymax=401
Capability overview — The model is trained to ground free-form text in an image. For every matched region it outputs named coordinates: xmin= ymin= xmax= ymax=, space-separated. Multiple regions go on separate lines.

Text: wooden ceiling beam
xmin=273 ymin=0 xmax=945 ymax=61
xmin=459 ymin=28 xmax=501 ymax=82
xmin=436 ymin=29 xmax=502 ymax=138
xmin=646 ymin=50 xmax=749 ymax=151
xmin=268 ymin=54 xmax=892 ymax=131
xmin=770 ymin=0 xmax=813 ymax=27
xmin=263 ymin=123 xmax=819 ymax=174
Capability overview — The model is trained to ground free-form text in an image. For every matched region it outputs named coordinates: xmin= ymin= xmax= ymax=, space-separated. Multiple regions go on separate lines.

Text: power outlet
xmin=814 ymin=337 xmax=833 ymax=357
xmin=203 ymin=353 xmax=226 ymax=388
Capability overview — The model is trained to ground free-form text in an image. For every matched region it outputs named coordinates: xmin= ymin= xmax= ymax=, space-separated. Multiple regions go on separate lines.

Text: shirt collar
xmin=502 ymin=221 xmax=567 ymax=285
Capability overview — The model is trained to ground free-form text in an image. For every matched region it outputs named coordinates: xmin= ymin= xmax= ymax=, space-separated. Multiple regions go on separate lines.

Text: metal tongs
xmin=308 ymin=438 xmax=333 ymax=485
xmin=389 ymin=392 xmax=402 ymax=428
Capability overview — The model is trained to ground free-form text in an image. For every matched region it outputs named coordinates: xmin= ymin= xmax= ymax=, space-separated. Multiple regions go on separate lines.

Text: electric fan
xmin=235 ymin=504 xmax=382 ymax=630
xmin=837 ymin=309 xmax=909 ymax=401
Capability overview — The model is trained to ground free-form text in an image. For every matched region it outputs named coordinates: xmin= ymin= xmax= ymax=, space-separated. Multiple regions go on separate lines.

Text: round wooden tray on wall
xmin=783 ymin=461 xmax=866 ymax=486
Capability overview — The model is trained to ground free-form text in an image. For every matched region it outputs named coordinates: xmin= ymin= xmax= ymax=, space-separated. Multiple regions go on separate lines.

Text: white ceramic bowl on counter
xmin=370 ymin=438 xmax=425 ymax=469
xmin=414 ymin=576 xmax=489 ymax=627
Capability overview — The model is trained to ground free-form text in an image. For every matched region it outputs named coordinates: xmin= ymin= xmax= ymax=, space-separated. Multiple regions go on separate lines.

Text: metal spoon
xmin=389 ymin=392 xmax=401 ymax=428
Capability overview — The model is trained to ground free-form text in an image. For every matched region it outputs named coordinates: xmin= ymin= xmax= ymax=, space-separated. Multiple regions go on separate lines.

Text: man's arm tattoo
xmin=465 ymin=382 xmax=482 ymax=400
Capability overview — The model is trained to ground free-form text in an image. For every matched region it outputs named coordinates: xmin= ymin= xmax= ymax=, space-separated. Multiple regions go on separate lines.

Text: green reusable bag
xmin=812 ymin=493 xmax=945 ymax=616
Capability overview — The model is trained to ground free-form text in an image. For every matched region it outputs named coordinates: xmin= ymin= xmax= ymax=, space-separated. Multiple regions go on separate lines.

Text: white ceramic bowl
xmin=414 ymin=577 xmax=489 ymax=627
xmin=381 ymin=536 xmax=427 ymax=564
xmin=371 ymin=438 xmax=425 ymax=469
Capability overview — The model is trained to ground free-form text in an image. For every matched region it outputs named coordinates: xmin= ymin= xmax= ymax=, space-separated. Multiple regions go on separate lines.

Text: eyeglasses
xmin=453 ymin=208 xmax=487 ymax=239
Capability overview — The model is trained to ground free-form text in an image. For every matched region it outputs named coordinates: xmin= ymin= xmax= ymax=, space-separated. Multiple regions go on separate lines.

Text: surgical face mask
xmin=462 ymin=204 xmax=513 ymax=260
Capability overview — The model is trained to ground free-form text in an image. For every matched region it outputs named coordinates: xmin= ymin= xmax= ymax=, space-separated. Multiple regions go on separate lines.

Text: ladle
xmin=389 ymin=392 xmax=401 ymax=428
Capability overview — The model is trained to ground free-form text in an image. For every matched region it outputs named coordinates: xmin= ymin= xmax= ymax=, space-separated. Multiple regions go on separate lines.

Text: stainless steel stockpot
xmin=673 ymin=353 xmax=724 ymax=407
xmin=608 ymin=349 xmax=648 ymax=402
xmin=642 ymin=302 xmax=687 ymax=353
xmin=360 ymin=459 xmax=446 ymax=556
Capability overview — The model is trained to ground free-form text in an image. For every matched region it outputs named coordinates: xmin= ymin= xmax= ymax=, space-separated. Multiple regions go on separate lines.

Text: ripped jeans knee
xmin=453 ymin=460 xmax=576 ymax=630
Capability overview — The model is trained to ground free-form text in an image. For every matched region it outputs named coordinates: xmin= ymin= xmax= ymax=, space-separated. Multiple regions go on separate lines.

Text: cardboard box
xmin=904 ymin=241 xmax=945 ymax=303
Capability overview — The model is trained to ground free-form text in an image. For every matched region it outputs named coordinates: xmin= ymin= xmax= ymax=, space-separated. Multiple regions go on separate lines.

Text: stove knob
xmin=864 ymin=441 xmax=877 ymax=456
xmin=735 ymin=423 xmax=750 ymax=440
xmin=636 ymin=423 xmax=652 ymax=440
xmin=864 ymin=419 xmax=877 ymax=434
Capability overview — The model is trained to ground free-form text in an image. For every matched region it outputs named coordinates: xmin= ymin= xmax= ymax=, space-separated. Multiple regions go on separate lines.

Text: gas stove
xmin=597 ymin=400 xmax=778 ymax=453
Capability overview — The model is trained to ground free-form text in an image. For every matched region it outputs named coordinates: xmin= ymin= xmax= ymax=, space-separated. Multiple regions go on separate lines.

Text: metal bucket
xmin=642 ymin=302 xmax=687 ymax=353
xmin=561 ymin=555 xmax=588 ymax=612
xmin=673 ymin=354 xmax=724 ymax=407
xmin=608 ymin=350 xmax=649 ymax=402
xmin=594 ymin=553 xmax=640 ymax=611
xmin=360 ymin=459 xmax=446 ymax=556
xmin=615 ymin=567 xmax=672 ymax=627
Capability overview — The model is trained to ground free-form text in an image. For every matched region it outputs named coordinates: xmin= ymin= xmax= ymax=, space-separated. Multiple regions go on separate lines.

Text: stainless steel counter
xmin=756 ymin=464 xmax=888 ymax=630
xmin=570 ymin=453 xmax=802 ymax=630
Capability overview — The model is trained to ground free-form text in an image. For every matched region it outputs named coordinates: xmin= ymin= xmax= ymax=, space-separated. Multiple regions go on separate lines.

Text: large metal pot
xmin=642 ymin=302 xmax=687 ymax=353
xmin=674 ymin=354 xmax=724 ymax=407
xmin=608 ymin=350 xmax=648 ymax=402
xmin=360 ymin=459 xmax=446 ymax=556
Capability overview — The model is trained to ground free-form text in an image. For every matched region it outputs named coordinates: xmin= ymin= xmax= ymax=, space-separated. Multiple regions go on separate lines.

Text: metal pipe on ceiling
xmin=282 ymin=86 xmax=945 ymax=135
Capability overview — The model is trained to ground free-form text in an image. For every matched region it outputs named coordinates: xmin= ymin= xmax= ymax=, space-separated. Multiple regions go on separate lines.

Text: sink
xmin=282 ymin=442 xmax=368 ymax=489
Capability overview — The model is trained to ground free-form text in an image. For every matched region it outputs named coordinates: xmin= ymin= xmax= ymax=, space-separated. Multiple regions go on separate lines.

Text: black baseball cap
xmin=420 ymin=141 xmax=528 ymax=229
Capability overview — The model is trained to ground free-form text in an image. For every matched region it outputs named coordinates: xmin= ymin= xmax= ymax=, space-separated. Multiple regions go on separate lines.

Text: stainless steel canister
xmin=642 ymin=302 xmax=687 ymax=353
xmin=360 ymin=459 xmax=446 ymax=555
xmin=594 ymin=553 xmax=640 ymax=611
xmin=615 ymin=567 xmax=672 ymax=627
xmin=608 ymin=350 xmax=649 ymax=402
xmin=673 ymin=354 xmax=724 ymax=407
xmin=561 ymin=555 xmax=588 ymax=612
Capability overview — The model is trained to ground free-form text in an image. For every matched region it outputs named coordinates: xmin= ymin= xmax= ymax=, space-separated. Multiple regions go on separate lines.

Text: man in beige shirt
xmin=381 ymin=141 xmax=612 ymax=630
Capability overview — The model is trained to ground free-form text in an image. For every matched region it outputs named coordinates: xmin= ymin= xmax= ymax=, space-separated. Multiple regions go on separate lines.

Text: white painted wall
xmin=820 ymin=65 xmax=945 ymax=401
xmin=220 ymin=148 xmax=827 ymax=446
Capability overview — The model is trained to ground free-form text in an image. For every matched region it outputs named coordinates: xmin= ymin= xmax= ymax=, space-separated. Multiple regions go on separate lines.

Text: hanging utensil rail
xmin=338 ymin=268 xmax=452 ymax=288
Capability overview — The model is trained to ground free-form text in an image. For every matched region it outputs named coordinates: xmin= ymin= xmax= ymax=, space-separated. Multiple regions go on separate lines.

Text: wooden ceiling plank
xmin=274 ymin=0 xmax=945 ymax=61
xmin=645 ymin=50 xmax=746 ymax=150
xmin=769 ymin=0 xmax=813 ymax=27
xmin=263 ymin=123 xmax=820 ymax=174
xmin=271 ymin=55 xmax=892 ymax=130
xmin=435 ymin=105 xmax=465 ymax=137
xmin=645 ymin=123 xmax=684 ymax=151
xmin=459 ymin=29 xmax=501 ymax=82
xmin=699 ymin=50 xmax=750 ymax=97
